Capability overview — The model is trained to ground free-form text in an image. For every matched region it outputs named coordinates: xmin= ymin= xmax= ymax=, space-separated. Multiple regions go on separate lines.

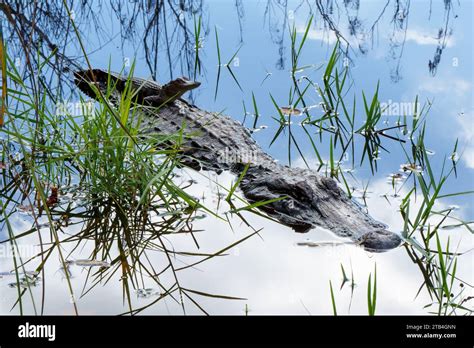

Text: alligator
xmin=74 ymin=69 xmax=402 ymax=252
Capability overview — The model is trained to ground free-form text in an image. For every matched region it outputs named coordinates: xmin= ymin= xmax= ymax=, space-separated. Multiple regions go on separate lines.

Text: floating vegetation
xmin=7 ymin=274 xmax=42 ymax=289
xmin=425 ymin=149 xmax=436 ymax=156
xmin=372 ymin=150 xmax=381 ymax=161
xmin=0 ymin=271 xmax=39 ymax=278
xmin=69 ymin=260 xmax=111 ymax=268
xmin=387 ymin=173 xmax=406 ymax=184
xmin=136 ymin=288 xmax=161 ymax=299
xmin=279 ymin=106 xmax=302 ymax=116
xmin=296 ymin=240 xmax=354 ymax=248
xmin=292 ymin=64 xmax=318 ymax=74
xmin=249 ymin=125 xmax=268 ymax=133
xmin=440 ymin=224 xmax=462 ymax=231
xmin=400 ymin=163 xmax=423 ymax=174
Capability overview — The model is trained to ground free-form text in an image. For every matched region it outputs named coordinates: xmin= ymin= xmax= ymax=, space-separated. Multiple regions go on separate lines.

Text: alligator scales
xmin=74 ymin=69 xmax=402 ymax=251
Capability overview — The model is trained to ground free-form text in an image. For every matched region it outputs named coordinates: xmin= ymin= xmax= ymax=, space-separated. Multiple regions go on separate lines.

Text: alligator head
xmin=162 ymin=77 xmax=201 ymax=99
xmin=240 ymin=165 xmax=403 ymax=252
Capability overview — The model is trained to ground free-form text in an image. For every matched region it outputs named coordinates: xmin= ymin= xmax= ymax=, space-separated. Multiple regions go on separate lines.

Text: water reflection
xmin=0 ymin=0 xmax=459 ymax=85
xmin=0 ymin=0 xmax=472 ymax=315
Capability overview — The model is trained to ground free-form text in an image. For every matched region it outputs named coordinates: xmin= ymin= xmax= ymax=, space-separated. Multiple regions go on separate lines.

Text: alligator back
xmin=138 ymin=99 xmax=275 ymax=172
xmin=74 ymin=69 xmax=162 ymax=104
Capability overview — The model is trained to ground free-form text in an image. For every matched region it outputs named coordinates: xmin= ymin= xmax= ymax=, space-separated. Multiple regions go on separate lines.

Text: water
xmin=0 ymin=0 xmax=472 ymax=315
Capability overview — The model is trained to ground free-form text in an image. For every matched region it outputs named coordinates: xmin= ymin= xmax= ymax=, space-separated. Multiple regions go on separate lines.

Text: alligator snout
xmin=357 ymin=230 xmax=403 ymax=252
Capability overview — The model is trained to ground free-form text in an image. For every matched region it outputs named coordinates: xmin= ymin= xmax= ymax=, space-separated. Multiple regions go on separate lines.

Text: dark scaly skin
xmin=74 ymin=69 xmax=402 ymax=252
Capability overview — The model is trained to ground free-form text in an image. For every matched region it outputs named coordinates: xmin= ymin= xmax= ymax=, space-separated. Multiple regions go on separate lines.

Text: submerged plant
xmin=0 ymin=38 xmax=252 ymax=315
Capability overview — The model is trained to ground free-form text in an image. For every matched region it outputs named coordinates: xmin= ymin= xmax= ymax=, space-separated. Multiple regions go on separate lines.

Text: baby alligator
xmin=74 ymin=69 xmax=402 ymax=252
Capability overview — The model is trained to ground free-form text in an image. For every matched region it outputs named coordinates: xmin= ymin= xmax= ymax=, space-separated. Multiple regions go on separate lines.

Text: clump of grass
xmin=397 ymin=111 xmax=473 ymax=315
xmin=261 ymin=15 xmax=406 ymax=175
xmin=0 ymin=12 xmax=253 ymax=314
xmin=274 ymin=19 xmax=472 ymax=315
